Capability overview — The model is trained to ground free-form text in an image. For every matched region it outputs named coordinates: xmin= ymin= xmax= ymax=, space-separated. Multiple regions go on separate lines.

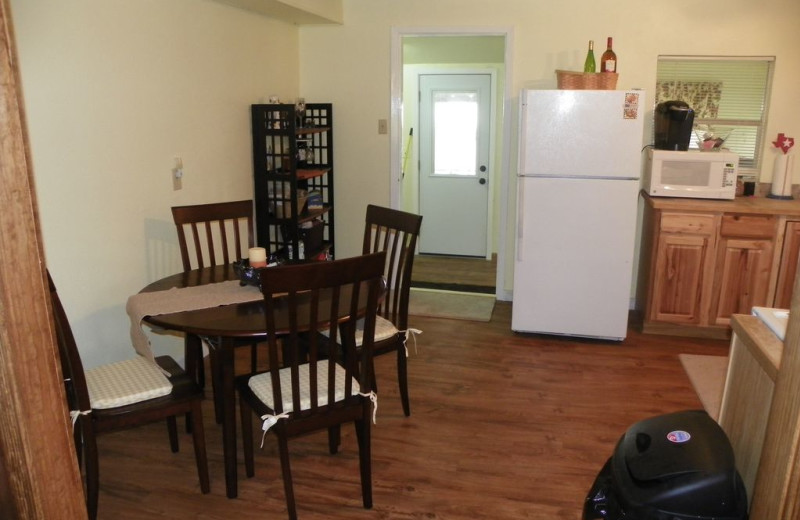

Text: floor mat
xmin=679 ymin=354 xmax=729 ymax=421
xmin=408 ymin=288 xmax=495 ymax=322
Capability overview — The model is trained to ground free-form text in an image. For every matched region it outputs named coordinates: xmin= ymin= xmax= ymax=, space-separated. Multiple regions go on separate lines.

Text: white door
xmin=419 ymin=74 xmax=492 ymax=257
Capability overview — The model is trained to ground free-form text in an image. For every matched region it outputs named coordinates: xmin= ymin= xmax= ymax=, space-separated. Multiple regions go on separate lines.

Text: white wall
xmin=298 ymin=0 xmax=800 ymax=294
xmin=11 ymin=0 xmax=300 ymax=367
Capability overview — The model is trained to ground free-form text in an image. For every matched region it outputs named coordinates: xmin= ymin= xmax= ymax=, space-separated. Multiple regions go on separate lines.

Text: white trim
xmin=390 ymin=26 xmax=514 ymax=301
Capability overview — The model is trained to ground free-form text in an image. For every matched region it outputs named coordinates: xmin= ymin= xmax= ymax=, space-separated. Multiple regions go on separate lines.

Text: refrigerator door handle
xmin=516 ymin=177 xmax=525 ymax=262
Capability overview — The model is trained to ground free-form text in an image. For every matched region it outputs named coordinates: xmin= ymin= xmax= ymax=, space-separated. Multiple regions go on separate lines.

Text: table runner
xmin=126 ymin=280 xmax=262 ymax=363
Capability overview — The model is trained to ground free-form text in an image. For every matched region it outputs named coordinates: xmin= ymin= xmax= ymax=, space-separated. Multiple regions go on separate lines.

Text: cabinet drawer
xmin=660 ymin=213 xmax=716 ymax=235
xmin=720 ymin=214 xmax=776 ymax=238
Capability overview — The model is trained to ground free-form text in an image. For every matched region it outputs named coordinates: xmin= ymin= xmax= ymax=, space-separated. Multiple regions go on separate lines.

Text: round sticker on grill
xmin=667 ymin=430 xmax=691 ymax=443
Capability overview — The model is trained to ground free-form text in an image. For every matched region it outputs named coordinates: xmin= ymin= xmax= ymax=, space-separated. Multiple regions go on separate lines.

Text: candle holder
xmin=232 ymin=259 xmax=261 ymax=287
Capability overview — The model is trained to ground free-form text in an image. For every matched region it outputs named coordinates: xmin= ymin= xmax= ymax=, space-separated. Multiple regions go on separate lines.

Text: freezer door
xmin=519 ymin=89 xmax=646 ymax=179
xmin=511 ymin=177 xmax=639 ymax=340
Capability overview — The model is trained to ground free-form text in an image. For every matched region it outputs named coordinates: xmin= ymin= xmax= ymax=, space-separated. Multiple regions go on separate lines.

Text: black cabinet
xmin=251 ymin=103 xmax=334 ymax=261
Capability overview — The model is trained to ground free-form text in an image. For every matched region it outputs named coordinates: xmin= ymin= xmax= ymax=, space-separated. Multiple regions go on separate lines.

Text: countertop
xmin=642 ymin=191 xmax=800 ymax=216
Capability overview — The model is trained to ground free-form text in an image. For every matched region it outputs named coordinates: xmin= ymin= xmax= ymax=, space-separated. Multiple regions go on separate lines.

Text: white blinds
xmin=656 ymin=56 xmax=774 ymax=172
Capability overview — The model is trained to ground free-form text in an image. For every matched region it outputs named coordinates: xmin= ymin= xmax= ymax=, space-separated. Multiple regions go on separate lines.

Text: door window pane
xmin=433 ymin=91 xmax=478 ymax=176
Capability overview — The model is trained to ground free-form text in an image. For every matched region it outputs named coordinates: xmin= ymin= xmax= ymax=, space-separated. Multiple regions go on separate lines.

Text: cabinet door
xmin=711 ymin=215 xmax=776 ymax=326
xmin=711 ymin=237 xmax=774 ymax=326
xmin=774 ymin=221 xmax=800 ymax=309
xmin=650 ymin=233 xmax=714 ymax=324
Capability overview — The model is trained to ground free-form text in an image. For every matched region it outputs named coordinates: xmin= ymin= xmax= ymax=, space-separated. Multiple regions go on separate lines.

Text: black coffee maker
xmin=654 ymin=100 xmax=694 ymax=151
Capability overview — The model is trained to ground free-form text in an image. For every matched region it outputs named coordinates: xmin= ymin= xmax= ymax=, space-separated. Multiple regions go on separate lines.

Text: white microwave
xmin=643 ymin=149 xmax=739 ymax=200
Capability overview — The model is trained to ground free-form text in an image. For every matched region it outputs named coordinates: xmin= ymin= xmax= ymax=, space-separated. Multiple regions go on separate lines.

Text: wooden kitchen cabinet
xmin=710 ymin=215 xmax=776 ymax=327
xmin=648 ymin=213 xmax=717 ymax=326
xmin=774 ymin=221 xmax=800 ymax=309
xmin=639 ymin=194 xmax=800 ymax=339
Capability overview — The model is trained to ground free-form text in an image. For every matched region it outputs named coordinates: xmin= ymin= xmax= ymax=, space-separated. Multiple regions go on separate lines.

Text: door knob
xmin=479 ymin=165 xmax=487 ymax=172
xmin=479 ymin=178 xmax=487 ymax=185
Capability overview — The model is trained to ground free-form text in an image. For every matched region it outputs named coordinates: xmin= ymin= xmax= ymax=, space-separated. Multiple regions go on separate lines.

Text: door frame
xmin=0 ymin=2 xmax=88 ymax=517
xmin=390 ymin=26 xmax=514 ymax=301
xmin=414 ymin=67 xmax=497 ymax=259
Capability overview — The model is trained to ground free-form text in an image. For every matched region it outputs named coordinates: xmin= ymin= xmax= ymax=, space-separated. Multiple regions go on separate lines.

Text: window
xmin=656 ymin=56 xmax=774 ymax=173
xmin=433 ymin=91 xmax=479 ymax=176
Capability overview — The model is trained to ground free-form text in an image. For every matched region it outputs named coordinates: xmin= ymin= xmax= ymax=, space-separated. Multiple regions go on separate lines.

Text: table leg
xmin=209 ymin=346 xmax=223 ymax=424
xmin=184 ymin=333 xmax=203 ymax=433
xmin=219 ymin=336 xmax=238 ymax=498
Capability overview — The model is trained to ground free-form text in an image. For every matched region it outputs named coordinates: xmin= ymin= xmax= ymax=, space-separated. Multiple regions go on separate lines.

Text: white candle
xmin=248 ymin=247 xmax=267 ymax=268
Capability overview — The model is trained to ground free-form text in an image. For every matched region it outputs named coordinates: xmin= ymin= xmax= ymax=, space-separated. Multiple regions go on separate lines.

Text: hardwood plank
xmin=94 ymin=303 xmax=729 ymax=519
xmin=412 ymin=254 xmax=497 ymax=289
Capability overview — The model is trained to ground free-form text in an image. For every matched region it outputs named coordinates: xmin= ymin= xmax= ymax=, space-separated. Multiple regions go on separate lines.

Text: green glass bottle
xmin=583 ymin=40 xmax=596 ymax=73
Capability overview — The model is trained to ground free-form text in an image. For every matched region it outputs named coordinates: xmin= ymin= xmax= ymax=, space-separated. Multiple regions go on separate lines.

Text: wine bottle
xmin=601 ymin=37 xmax=617 ymax=73
xmin=583 ymin=40 xmax=596 ymax=73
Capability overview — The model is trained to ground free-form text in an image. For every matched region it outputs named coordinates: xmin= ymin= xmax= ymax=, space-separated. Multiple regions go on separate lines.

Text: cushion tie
xmin=70 ymin=409 xmax=91 ymax=429
xmin=400 ymin=328 xmax=422 ymax=356
xmin=259 ymin=412 xmax=291 ymax=448
xmin=358 ymin=391 xmax=378 ymax=424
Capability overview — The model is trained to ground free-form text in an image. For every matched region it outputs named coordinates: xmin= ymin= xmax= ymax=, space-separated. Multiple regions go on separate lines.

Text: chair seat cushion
xmin=321 ymin=316 xmax=399 ymax=346
xmin=248 ymin=360 xmax=360 ymax=413
xmin=85 ymin=356 xmax=173 ymax=409
xmin=361 ymin=316 xmax=399 ymax=344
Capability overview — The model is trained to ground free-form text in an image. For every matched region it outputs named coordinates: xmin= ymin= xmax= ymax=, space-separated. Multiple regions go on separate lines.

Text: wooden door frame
xmin=0 ymin=1 xmax=87 ymax=517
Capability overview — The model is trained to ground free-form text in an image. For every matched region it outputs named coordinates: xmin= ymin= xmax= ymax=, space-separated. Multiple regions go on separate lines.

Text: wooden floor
xmin=412 ymin=254 xmax=497 ymax=289
xmin=94 ymin=303 xmax=730 ymax=519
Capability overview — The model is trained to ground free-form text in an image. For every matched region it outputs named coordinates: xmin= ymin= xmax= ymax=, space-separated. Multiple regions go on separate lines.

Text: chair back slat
xmin=47 ymin=271 xmax=92 ymax=416
xmin=258 ymin=252 xmax=385 ymax=417
xmin=171 ymin=200 xmax=254 ymax=271
xmin=362 ymin=205 xmax=423 ymax=330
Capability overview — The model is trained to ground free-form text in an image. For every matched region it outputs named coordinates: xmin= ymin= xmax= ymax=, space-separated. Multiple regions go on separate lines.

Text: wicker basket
xmin=556 ymin=70 xmax=618 ymax=90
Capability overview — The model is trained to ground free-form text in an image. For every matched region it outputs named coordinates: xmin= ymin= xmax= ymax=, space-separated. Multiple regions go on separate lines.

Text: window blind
xmin=656 ymin=56 xmax=774 ymax=172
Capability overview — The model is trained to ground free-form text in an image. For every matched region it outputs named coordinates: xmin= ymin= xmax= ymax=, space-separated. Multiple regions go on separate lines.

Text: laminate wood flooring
xmin=93 ymin=303 xmax=729 ymax=519
xmin=412 ymin=254 xmax=497 ymax=293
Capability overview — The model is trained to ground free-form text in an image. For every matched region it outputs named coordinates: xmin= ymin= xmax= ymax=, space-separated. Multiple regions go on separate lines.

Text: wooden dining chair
xmin=237 ymin=252 xmax=385 ymax=520
xmin=171 ymin=199 xmax=260 ymax=404
xmin=360 ymin=204 xmax=422 ymax=416
xmin=48 ymin=272 xmax=210 ymax=520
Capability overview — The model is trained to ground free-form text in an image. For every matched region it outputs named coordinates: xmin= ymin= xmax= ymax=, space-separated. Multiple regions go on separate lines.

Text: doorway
xmin=418 ymin=72 xmax=492 ymax=257
xmin=391 ymin=31 xmax=512 ymax=299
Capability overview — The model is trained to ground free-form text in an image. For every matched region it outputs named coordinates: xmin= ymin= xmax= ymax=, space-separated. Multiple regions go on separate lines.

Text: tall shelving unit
xmin=251 ymin=103 xmax=334 ymax=261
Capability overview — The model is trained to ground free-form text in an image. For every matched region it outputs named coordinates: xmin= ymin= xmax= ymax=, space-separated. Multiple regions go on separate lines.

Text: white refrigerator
xmin=511 ymin=89 xmax=646 ymax=340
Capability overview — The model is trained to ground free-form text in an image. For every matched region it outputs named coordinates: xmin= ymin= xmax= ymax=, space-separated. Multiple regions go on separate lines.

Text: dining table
xmin=135 ymin=263 xmax=379 ymax=499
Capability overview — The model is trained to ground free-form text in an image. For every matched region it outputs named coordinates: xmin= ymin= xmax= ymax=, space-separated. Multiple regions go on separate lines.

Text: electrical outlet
xmin=378 ymin=119 xmax=388 ymax=135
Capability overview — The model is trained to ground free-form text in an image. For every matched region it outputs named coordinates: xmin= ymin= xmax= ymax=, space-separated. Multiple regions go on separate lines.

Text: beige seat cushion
xmin=321 ymin=316 xmax=398 ymax=346
xmin=248 ymin=360 xmax=359 ymax=412
xmin=85 ymin=356 xmax=172 ymax=409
